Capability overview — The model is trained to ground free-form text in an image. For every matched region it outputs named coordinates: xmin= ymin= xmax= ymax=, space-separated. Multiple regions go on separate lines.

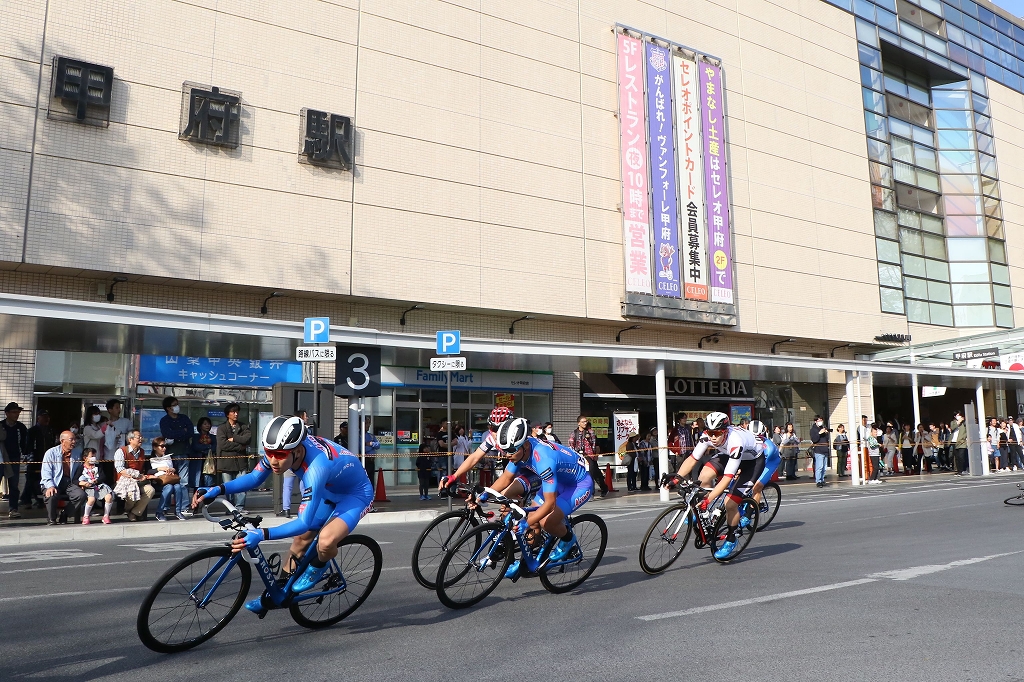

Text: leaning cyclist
xmin=748 ymin=420 xmax=780 ymax=511
xmin=191 ymin=415 xmax=373 ymax=612
xmin=484 ymin=418 xmax=594 ymax=578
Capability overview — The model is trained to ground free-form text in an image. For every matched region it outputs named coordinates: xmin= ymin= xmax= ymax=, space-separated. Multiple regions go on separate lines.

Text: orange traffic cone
xmin=604 ymin=464 xmax=617 ymax=493
xmin=374 ymin=468 xmax=390 ymax=503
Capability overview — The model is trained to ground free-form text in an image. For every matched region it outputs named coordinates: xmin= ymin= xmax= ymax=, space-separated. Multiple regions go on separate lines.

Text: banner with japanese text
xmin=617 ymin=33 xmax=653 ymax=294
xmin=672 ymin=52 xmax=709 ymax=302
xmin=645 ymin=42 xmax=681 ymax=298
xmin=138 ymin=355 xmax=302 ymax=388
xmin=613 ymin=412 xmax=641 ymax=463
xmin=698 ymin=60 xmax=734 ymax=304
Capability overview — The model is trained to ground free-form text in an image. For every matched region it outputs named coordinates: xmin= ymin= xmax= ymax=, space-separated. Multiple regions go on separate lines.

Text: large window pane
xmin=903 ymin=253 xmax=927 ymax=277
xmin=928 ymin=280 xmax=952 ymax=303
xmin=892 ymin=136 xmax=914 ymax=163
xmin=979 ymin=153 xmax=997 ymax=177
xmin=865 ymin=111 xmax=889 ymax=139
xmin=975 ymin=112 xmax=992 ymax=134
xmin=973 ymin=94 xmax=990 ymax=115
xmin=878 ymin=263 xmax=903 ymax=287
xmin=986 ymin=217 xmax=1004 ymax=238
xmin=982 ymin=176 xmax=1000 ymax=198
xmin=893 ymin=160 xmax=916 ymax=184
xmin=876 ymin=237 xmax=901 ymax=263
xmin=914 ymin=144 xmax=938 ymax=171
xmin=989 ymin=239 xmax=1007 ymax=264
xmin=867 ymin=138 xmax=891 ymax=163
xmin=945 ymin=214 xmax=985 ymax=236
xmin=889 ymin=117 xmax=913 ymax=138
xmin=943 ymin=194 xmax=984 ymax=215
xmin=900 ymin=228 xmax=924 ymax=254
xmin=954 ymin=305 xmax=994 ymax=326
xmin=926 ymin=258 xmax=949 ymax=281
xmin=875 ymin=209 xmax=899 ymax=238
xmin=864 ymin=87 xmax=886 ymax=113
xmin=936 ymin=129 xmax=975 ymax=149
xmin=947 ymin=237 xmax=987 ymax=260
xmin=905 ymin=276 xmax=928 ymax=299
xmin=921 ymin=214 xmax=944 ymax=234
xmin=859 ymin=44 xmax=882 ymax=69
xmin=941 ymin=174 xmax=981 ymax=194
xmin=912 ymin=125 xmax=934 ymax=145
xmin=870 ymin=162 xmax=893 ymax=187
xmin=935 ymin=108 xmax=972 ymax=128
xmin=917 ymin=170 xmax=940 ymax=192
xmin=906 ymin=298 xmax=930 ymax=323
xmin=897 ymin=207 xmax=920 ymax=228
xmin=930 ymin=303 xmax=954 ymax=326
xmin=952 ymin=283 xmax=992 ymax=303
xmin=992 ymin=263 xmax=1010 ymax=284
xmin=896 ymin=183 xmax=940 ymax=213
xmin=994 ymin=284 xmax=1012 ymax=306
xmin=996 ymin=306 xmax=1014 ymax=328
xmin=856 ymin=18 xmax=879 ymax=45
xmin=984 ymin=195 xmax=1001 ymax=218
xmin=872 ymin=185 xmax=897 ymax=211
xmin=949 ymin=261 xmax=990 ymax=281
xmin=922 ymin=232 xmax=946 ymax=259
xmin=977 ymin=133 xmax=994 ymax=155
xmin=939 ymin=150 xmax=979 ymax=174
xmin=932 ymin=89 xmax=970 ymax=108
xmin=880 ymin=287 xmax=906 ymax=313
xmin=861 ymin=65 xmax=884 ymax=91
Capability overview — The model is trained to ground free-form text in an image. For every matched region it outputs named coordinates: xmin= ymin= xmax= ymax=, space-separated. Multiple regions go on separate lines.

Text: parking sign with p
xmin=304 ymin=317 xmax=330 ymax=344
xmin=436 ymin=330 xmax=460 ymax=355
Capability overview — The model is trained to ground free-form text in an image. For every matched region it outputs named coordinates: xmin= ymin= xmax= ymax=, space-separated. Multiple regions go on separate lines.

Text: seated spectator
xmin=150 ymin=437 xmax=185 ymax=521
xmin=40 ymin=430 xmax=86 ymax=525
xmin=113 ymin=430 xmax=157 ymax=521
xmin=78 ymin=447 xmax=113 ymax=524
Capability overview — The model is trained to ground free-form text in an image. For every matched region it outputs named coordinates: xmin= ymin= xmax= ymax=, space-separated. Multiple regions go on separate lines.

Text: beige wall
xmin=3 ymin=0 xmax=914 ymax=343
xmin=988 ymin=80 xmax=1024 ymax=328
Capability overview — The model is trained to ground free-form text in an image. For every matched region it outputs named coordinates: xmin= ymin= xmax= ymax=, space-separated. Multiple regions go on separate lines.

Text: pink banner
xmin=617 ymin=33 xmax=653 ymax=295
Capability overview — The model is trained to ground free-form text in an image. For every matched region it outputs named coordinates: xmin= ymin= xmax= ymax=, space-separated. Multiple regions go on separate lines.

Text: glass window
xmin=947 ymin=24 xmax=966 ymax=44
xmin=939 ymin=150 xmax=978 ymax=174
xmin=936 ymin=129 xmax=975 ymax=149
xmin=946 ymin=214 xmax=985 ymax=236
xmin=926 ymin=258 xmax=949 ymax=280
xmin=994 ymin=284 xmax=1012 ymax=306
xmin=953 ymin=283 xmax=992 ymax=303
xmin=928 ymin=279 xmax=952 ymax=302
xmin=875 ymin=209 xmax=899 ymax=238
xmin=903 ymin=253 xmax=928 ymax=276
xmin=912 ymin=125 xmax=934 ymax=145
xmin=975 ymin=111 xmax=991 ymax=134
xmin=982 ymin=24 xmax=998 ymax=45
xmin=949 ymin=43 xmax=970 ymax=66
xmin=924 ymin=34 xmax=947 ymax=55
xmin=992 ymin=262 xmax=1010 ymax=284
xmin=920 ymin=0 xmax=942 ymax=15
xmin=979 ymin=153 xmax=997 ymax=177
xmin=900 ymin=228 xmax=924 ymax=254
xmin=982 ymin=176 xmax=999 ymax=197
xmin=917 ymin=170 xmax=940 ymax=192
xmin=949 ymin=261 xmax=989 ymax=281
xmin=973 ymin=93 xmax=990 ymax=115
xmin=854 ymin=0 xmax=876 ymax=20
xmin=930 ymin=302 xmax=954 ymax=326
xmin=962 ymin=0 xmax=979 ymax=20
xmin=897 ymin=207 xmax=920 ymax=228
xmin=906 ymin=299 xmax=930 ymax=323
xmin=947 ymin=237 xmax=987 ymax=260
xmin=989 ymin=239 xmax=1007 ymax=264
xmin=857 ymin=18 xmax=879 ymax=45
xmin=901 ymin=21 xmax=925 ymax=45
xmin=877 ymin=8 xmax=900 ymax=32
xmin=954 ymin=305 xmax=994 ymax=326
xmin=935 ymin=108 xmax=972 ymax=128
xmin=867 ymin=138 xmax=891 ymax=163
xmin=865 ymin=111 xmax=889 ymax=139
xmin=861 ymin=65 xmax=884 ymax=91
xmin=932 ymin=89 xmax=970 ymax=108
xmin=922 ymin=232 xmax=946 ymax=259
xmin=864 ymin=87 xmax=886 ymax=113
xmin=921 ymin=213 xmax=944 ymax=233
xmin=984 ymin=195 xmax=1001 ymax=217
xmin=878 ymin=263 xmax=903 ymax=287
xmin=880 ymin=287 xmax=906 ymax=313
xmin=870 ymin=161 xmax=894 ymax=186
xmin=872 ymin=185 xmax=897 ymax=211
xmin=943 ymin=194 xmax=984 ymax=215
xmin=896 ymin=183 xmax=941 ymax=213
xmin=884 ymin=75 xmax=910 ymax=97
xmin=976 ymin=133 xmax=994 ymax=155
xmin=941 ymin=174 xmax=980 ymax=194
xmin=876 ymin=0 xmax=896 ymax=11
xmin=996 ymin=306 xmax=1014 ymax=328
xmin=859 ymin=44 xmax=882 ymax=69
xmin=905 ymin=276 xmax=929 ymax=298
xmin=892 ymin=136 xmax=914 ymax=162
xmin=914 ymin=144 xmax=937 ymax=171
xmin=876 ymin=237 xmax=902 ymax=263
xmin=889 ymin=117 xmax=913 ymax=138
xmin=986 ymin=217 xmax=1004 ymax=238
xmin=964 ymin=16 xmax=981 ymax=35
xmin=893 ymin=160 xmax=916 ymax=184
xmin=969 ymin=51 xmax=986 ymax=74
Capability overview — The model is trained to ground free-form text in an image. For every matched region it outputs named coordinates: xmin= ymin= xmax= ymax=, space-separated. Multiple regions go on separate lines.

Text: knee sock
xmin=84 ymin=500 xmax=94 ymax=517
xmin=103 ymin=500 xmax=112 ymax=517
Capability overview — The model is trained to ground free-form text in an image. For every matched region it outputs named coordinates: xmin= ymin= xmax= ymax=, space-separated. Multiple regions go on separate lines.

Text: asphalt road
xmin=1 ymin=475 xmax=1022 ymax=681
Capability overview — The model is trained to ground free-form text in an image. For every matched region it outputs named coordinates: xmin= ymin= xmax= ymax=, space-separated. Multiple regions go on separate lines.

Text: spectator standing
xmin=569 ymin=416 xmax=607 ymax=497
xmin=216 ymin=403 xmax=251 ymax=511
xmin=899 ymin=423 xmax=915 ymax=475
xmin=646 ymin=427 xmax=661 ymax=486
xmin=416 ymin=441 xmax=434 ymax=500
xmin=1010 ymin=418 xmax=1024 ymax=471
xmin=951 ymin=412 xmax=969 ymax=475
xmin=833 ymin=424 xmax=850 ymax=477
xmin=336 ymin=421 xmax=380 ymax=491
xmin=779 ymin=423 xmax=800 ymax=480
xmin=102 ymin=398 xmax=132 ymax=463
xmin=159 ymin=397 xmax=194 ymax=494
xmin=810 ymin=415 xmax=830 ymax=487
xmin=453 ymin=424 xmax=471 ymax=478
xmin=0 ymin=402 xmax=28 ymax=519
xmin=621 ymin=431 xmax=640 ymax=491
xmin=40 ymin=430 xmax=86 ymax=524
xmin=636 ymin=430 xmax=651 ymax=492
xmin=78 ymin=447 xmax=113 ymax=524
xmin=23 ymin=409 xmax=53 ymax=509
xmin=114 ymin=430 xmax=157 ymax=521
xmin=865 ymin=424 xmax=883 ymax=485
xmin=997 ymin=420 xmax=1010 ymax=472
xmin=190 ymin=417 xmax=216 ymax=493
xmin=542 ymin=423 xmax=561 ymax=445
xmin=772 ymin=424 xmax=782 ymax=446
xmin=938 ymin=422 xmax=952 ymax=470
xmin=882 ymin=424 xmax=898 ymax=475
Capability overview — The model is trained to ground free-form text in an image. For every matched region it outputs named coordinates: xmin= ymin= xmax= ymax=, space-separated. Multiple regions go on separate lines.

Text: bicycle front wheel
xmin=435 ymin=521 xmax=513 ymax=609
xmin=137 ymin=546 xmax=250 ymax=653
xmin=411 ymin=510 xmax=478 ymax=590
xmin=290 ymin=534 xmax=382 ymax=629
xmin=539 ymin=513 xmax=607 ymax=594
xmin=1004 ymin=494 xmax=1024 ymax=506
xmin=757 ymin=482 xmax=782 ymax=530
xmin=709 ymin=498 xmax=759 ymax=564
xmin=639 ymin=504 xmax=692 ymax=575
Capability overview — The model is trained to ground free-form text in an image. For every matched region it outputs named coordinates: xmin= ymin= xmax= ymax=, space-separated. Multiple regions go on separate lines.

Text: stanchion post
xmin=655 ymin=361 xmax=669 ymax=503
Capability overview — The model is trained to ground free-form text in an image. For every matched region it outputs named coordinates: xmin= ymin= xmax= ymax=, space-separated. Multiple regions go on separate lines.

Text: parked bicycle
xmin=136 ymin=498 xmax=382 ymax=653
xmin=434 ymin=488 xmax=607 ymax=609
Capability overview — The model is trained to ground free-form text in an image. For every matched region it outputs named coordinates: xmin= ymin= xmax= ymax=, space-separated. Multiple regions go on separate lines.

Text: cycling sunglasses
xmin=265 ymin=448 xmax=291 ymax=460
xmin=705 ymin=428 xmax=727 ymax=437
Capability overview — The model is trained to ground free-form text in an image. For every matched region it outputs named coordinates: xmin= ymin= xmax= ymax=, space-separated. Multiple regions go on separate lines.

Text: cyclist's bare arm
xmin=439 ymin=445 xmax=488 ymax=490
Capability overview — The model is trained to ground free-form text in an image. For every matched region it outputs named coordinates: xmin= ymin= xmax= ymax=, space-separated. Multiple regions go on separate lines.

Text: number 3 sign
xmin=334 ymin=347 xmax=381 ymax=397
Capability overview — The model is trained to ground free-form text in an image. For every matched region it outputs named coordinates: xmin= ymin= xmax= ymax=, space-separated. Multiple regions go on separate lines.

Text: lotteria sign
xmin=665 ymin=378 xmax=751 ymax=398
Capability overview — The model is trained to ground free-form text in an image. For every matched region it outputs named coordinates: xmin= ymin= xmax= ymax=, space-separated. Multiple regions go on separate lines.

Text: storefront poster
xmin=673 ymin=52 xmax=709 ymax=301
xmin=613 ymin=412 xmax=641 ymax=462
xmin=1000 ymin=353 xmax=1024 ymax=371
xmin=698 ymin=60 xmax=734 ymax=304
xmin=494 ymin=393 xmax=515 ymax=410
xmin=588 ymin=416 xmax=609 ymax=440
xmin=139 ymin=355 xmax=302 ymax=388
xmin=645 ymin=42 xmax=681 ymax=298
xmin=730 ymin=403 xmax=752 ymax=425
xmin=617 ymin=32 xmax=653 ymax=294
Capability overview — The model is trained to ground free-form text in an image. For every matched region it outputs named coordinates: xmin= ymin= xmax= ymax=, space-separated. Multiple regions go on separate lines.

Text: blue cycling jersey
xmin=757 ymin=436 xmax=781 ymax=486
xmin=209 ymin=435 xmax=372 ymax=541
xmin=506 ymin=437 xmax=591 ymax=496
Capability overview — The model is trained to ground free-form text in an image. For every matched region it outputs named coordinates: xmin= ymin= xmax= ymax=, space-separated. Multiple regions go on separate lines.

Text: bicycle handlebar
xmin=200 ymin=498 xmax=261 ymax=565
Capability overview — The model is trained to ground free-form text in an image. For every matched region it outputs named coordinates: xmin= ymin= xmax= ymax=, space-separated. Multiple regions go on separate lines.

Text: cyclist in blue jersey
xmin=191 ymin=415 xmax=373 ymax=612
xmin=483 ymin=418 xmax=594 ymax=578
xmin=748 ymin=420 xmax=780 ymax=509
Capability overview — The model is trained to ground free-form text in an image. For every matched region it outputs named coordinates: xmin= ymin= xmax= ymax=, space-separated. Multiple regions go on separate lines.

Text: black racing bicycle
xmin=1004 ymin=482 xmax=1024 ymax=506
xmin=410 ymin=484 xmax=495 ymax=589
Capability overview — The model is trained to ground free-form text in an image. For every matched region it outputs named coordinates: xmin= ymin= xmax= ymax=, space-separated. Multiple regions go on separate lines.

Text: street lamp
xmin=616 ymin=325 xmax=642 ymax=343
xmin=260 ymin=291 xmax=283 ymax=315
xmin=830 ymin=343 xmax=855 ymax=358
xmin=771 ymin=338 xmax=796 ymax=354
xmin=508 ymin=315 xmax=534 ymax=335
xmin=400 ymin=304 xmax=424 ymax=326
xmin=106 ymin=276 xmax=128 ymax=303
xmin=698 ymin=332 xmax=721 ymax=349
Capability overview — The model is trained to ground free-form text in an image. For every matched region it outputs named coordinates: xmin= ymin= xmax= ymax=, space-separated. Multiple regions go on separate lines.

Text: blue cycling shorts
xmin=757 ymin=449 xmax=781 ymax=487
xmin=307 ymin=492 xmax=373 ymax=533
xmin=533 ymin=477 xmax=594 ymax=517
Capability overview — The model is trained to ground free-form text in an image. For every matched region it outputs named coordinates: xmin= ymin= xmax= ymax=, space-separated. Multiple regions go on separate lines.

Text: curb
xmin=0 ymin=508 xmax=443 ymax=547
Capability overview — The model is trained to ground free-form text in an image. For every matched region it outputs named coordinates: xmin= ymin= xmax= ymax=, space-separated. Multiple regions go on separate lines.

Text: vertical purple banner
xmin=645 ymin=42 xmax=681 ymax=298
xmin=699 ymin=60 xmax=733 ymax=305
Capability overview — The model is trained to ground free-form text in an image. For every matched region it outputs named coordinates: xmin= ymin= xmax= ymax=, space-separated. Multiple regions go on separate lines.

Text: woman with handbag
xmin=191 ymin=418 xmax=217 ymax=491
xmin=780 ymin=423 xmax=800 ymax=480
xmin=149 ymin=437 xmax=184 ymax=521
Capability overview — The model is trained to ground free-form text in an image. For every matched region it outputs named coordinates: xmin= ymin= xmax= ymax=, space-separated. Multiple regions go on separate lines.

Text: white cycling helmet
xmin=262 ymin=415 xmax=306 ymax=452
xmin=705 ymin=412 xmax=730 ymax=431
xmin=495 ymin=417 xmax=530 ymax=452
xmin=749 ymin=420 xmax=767 ymax=438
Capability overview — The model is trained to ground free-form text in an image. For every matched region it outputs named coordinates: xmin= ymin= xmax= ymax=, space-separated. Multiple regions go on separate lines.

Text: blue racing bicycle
xmin=434 ymin=488 xmax=607 ymax=609
xmin=136 ymin=499 xmax=382 ymax=653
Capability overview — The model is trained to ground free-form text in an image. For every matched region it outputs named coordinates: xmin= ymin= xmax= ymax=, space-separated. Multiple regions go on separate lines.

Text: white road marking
xmin=0 ymin=588 xmax=147 ymax=603
xmin=0 ymin=549 xmax=101 ymax=564
xmin=602 ymin=510 xmax=656 ymax=520
xmin=120 ymin=541 xmax=224 ymax=553
xmin=638 ymin=551 xmax=1022 ymax=621
xmin=0 ymin=558 xmax=173 ymax=575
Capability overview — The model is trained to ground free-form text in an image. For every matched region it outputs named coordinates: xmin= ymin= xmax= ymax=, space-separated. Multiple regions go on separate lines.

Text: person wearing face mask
xmin=159 ymin=397 xmax=194 ymax=499
xmin=810 ymin=415 xmax=831 ymax=488
xmin=82 ymin=406 xmax=106 ymax=461
xmin=542 ymin=422 xmax=561 ymax=445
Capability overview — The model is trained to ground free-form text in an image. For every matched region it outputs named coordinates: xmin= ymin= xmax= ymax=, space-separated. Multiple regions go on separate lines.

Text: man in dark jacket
xmin=1 ymin=402 xmax=28 ymax=519
xmin=810 ymin=415 xmax=831 ymax=487
xmin=215 ymin=403 xmax=252 ymax=510
xmin=23 ymin=410 xmax=54 ymax=509
xmin=159 ymin=396 xmax=194 ymax=486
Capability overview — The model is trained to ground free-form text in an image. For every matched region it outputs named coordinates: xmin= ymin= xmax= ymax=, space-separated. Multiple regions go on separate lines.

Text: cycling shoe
xmin=504 ymin=559 xmax=520 ymax=580
xmin=244 ymin=596 xmax=266 ymax=614
xmin=292 ymin=563 xmax=329 ymax=593
xmin=549 ymin=538 xmax=576 ymax=563
xmin=714 ymin=540 xmax=736 ymax=560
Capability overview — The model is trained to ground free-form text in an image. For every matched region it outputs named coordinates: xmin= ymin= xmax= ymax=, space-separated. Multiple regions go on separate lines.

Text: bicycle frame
xmin=470 ymin=493 xmax=582 ymax=575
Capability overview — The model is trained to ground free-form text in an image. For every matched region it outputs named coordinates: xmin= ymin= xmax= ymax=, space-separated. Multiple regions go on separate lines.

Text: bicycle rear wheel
xmin=709 ymin=498 xmax=759 ymax=564
xmin=290 ymin=534 xmax=382 ymax=629
xmin=539 ymin=514 xmax=607 ymax=594
xmin=639 ymin=504 xmax=692 ymax=575
xmin=435 ymin=522 xmax=512 ymax=609
xmin=1004 ymin=495 xmax=1024 ymax=506
xmin=137 ymin=546 xmax=250 ymax=653
xmin=757 ymin=482 xmax=781 ymax=530
xmin=411 ymin=510 xmax=478 ymax=589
